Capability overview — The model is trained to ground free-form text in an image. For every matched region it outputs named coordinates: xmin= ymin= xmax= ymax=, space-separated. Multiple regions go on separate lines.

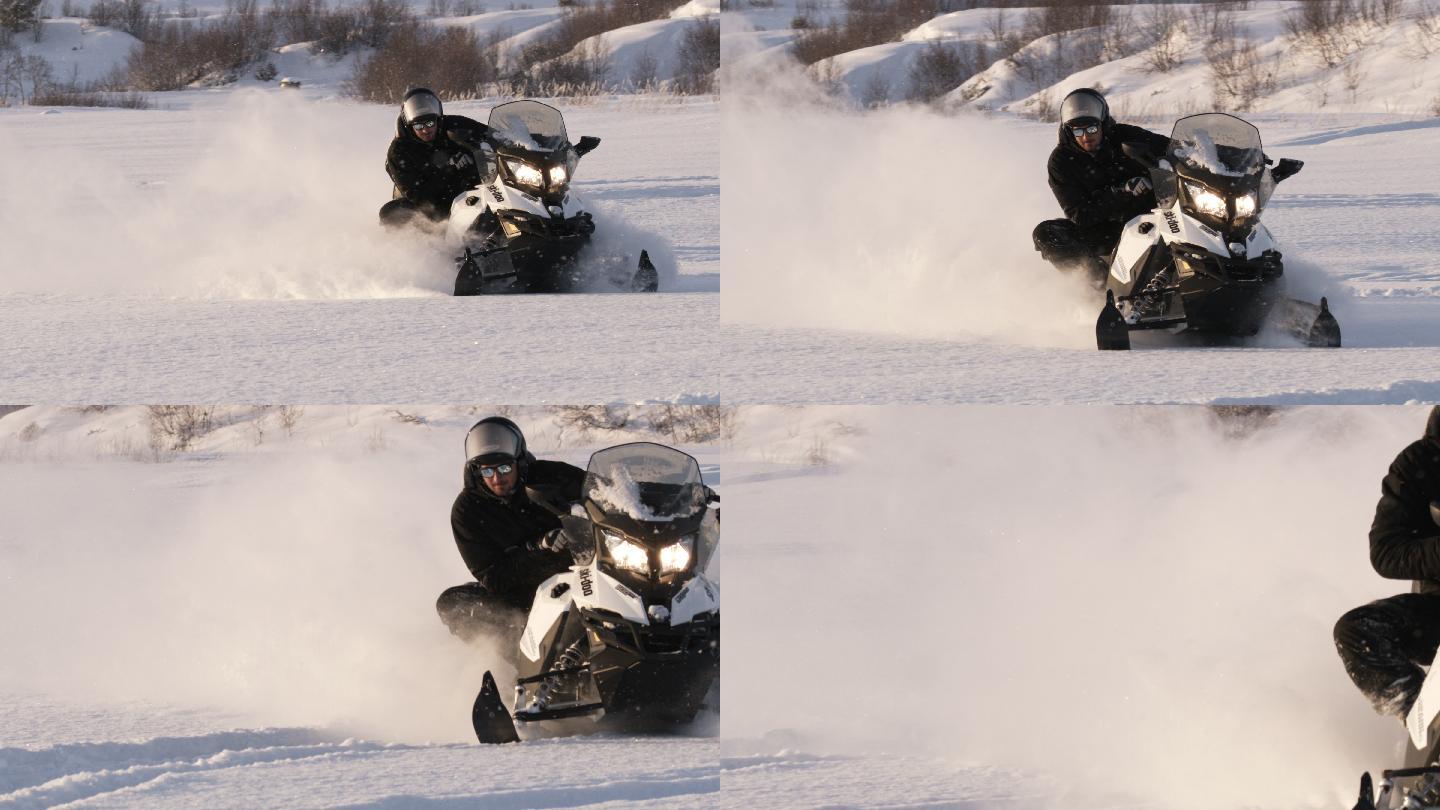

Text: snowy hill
xmin=727 ymin=0 xmax=1440 ymax=116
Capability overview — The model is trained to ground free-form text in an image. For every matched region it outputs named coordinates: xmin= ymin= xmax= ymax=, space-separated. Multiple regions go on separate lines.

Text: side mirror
xmin=1272 ymin=158 xmax=1304 ymax=183
xmin=575 ymin=136 xmax=601 ymax=156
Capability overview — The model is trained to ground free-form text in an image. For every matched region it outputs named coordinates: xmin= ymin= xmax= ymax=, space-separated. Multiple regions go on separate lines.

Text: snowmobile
xmin=1352 ymin=503 xmax=1440 ymax=810
xmin=1094 ymin=112 xmax=1341 ymax=351
xmin=445 ymin=100 xmax=659 ymax=295
xmin=471 ymin=441 xmax=720 ymax=744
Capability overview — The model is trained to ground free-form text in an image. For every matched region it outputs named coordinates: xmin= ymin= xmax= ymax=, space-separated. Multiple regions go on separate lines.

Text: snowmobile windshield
xmin=584 ymin=443 xmax=706 ymax=524
xmin=487 ymin=100 xmax=570 ymax=153
xmin=1167 ymin=114 xmax=1263 ymax=182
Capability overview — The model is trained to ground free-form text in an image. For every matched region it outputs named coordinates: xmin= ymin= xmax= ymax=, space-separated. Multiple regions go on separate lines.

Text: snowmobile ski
xmin=1307 ymin=296 xmax=1341 ymax=348
xmin=632 ymin=250 xmax=658 ymax=293
xmin=1096 ymin=290 xmax=1131 ymax=351
xmin=471 ymin=670 xmax=520 ymax=744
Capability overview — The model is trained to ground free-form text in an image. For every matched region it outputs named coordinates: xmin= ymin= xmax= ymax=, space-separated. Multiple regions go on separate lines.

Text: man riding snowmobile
xmin=1032 ymin=88 xmax=1170 ymax=283
xmin=379 ymin=87 xmax=490 ymax=229
xmin=436 ymin=416 xmax=586 ymax=647
xmin=1335 ymin=406 xmax=1440 ymax=721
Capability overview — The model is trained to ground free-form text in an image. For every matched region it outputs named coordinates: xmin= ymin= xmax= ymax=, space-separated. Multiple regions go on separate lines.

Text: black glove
xmin=448 ymin=150 xmax=474 ymax=171
xmin=1123 ymin=176 xmax=1152 ymax=196
xmin=534 ymin=515 xmax=592 ymax=555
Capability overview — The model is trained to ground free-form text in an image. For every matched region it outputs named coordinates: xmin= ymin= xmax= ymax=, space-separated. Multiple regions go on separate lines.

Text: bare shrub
xmin=673 ymin=15 xmax=718 ymax=94
xmin=388 ymin=408 xmax=426 ymax=424
xmin=644 ymin=405 xmax=737 ymax=444
xmin=1099 ymin=6 xmax=1140 ymax=60
xmin=1019 ymin=3 xmax=1110 ymax=42
xmin=552 ymin=405 xmax=630 ymax=439
xmin=1207 ymin=17 xmax=1275 ymax=112
xmin=804 ymin=435 xmax=831 ymax=466
xmin=1027 ymin=87 xmax=1054 ymax=121
xmin=0 ymin=0 xmax=42 ymax=32
xmin=1408 ymin=0 xmax=1440 ymax=59
xmin=18 ymin=422 xmax=41 ymax=442
xmin=858 ymin=68 xmax=889 ymax=107
xmin=529 ymin=35 xmax=612 ymax=90
xmin=906 ymin=39 xmax=971 ymax=104
xmin=29 ymin=86 xmax=153 ymax=107
xmin=248 ymin=411 xmax=267 ymax=445
xmin=348 ymin=22 xmax=498 ymax=102
xmin=125 ymin=0 xmax=277 ymax=90
xmin=628 ymin=44 xmax=657 ymax=89
xmin=791 ymin=0 xmax=933 ymax=65
xmin=514 ymin=0 xmax=686 ymax=79
xmin=0 ymin=52 xmax=51 ymax=104
xmin=1284 ymin=0 xmax=1372 ymax=69
xmin=146 ymin=405 xmax=215 ymax=452
xmin=88 ymin=0 xmax=156 ymax=39
xmin=277 ymin=404 xmax=303 ymax=436
xmin=1342 ymin=51 xmax=1366 ymax=100
xmin=270 ymin=0 xmax=329 ymax=46
xmin=1140 ymin=3 xmax=1185 ymax=73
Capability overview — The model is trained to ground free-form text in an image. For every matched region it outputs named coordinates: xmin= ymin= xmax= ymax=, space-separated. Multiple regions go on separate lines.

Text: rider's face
xmin=1076 ymin=127 xmax=1103 ymax=153
xmin=412 ymin=118 xmax=439 ymax=143
xmin=481 ymin=465 xmax=519 ymax=497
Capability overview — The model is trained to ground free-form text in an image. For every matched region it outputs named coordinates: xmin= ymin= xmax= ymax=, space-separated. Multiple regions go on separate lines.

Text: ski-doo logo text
xmin=579 ymin=568 xmax=594 ymax=597
xmin=487 ymin=184 xmax=504 ymax=203
xmin=1163 ymin=211 xmax=1181 ymax=234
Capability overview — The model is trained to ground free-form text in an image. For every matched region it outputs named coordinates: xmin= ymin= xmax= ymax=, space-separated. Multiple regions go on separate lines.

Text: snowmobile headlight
xmin=1183 ymin=180 xmax=1228 ymax=220
xmin=548 ymin=165 xmax=568 ymax=186
xmin=603 ymin=530 xmax=649 ymax=574
xmin=505 ymin=159 xmax=544 ymax=189
xmin=1234 ymin=192 xmax=1257 ymax=220
xmin=659 ymin=536 xmax=694 ymax=574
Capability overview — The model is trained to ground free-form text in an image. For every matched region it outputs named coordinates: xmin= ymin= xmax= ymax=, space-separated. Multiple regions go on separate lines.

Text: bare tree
xmin=673 ymin=16 xmax=717 ymax=94
xmin=628 ymin=44 xmax=657 ymax=89
xmin=906 ymin=39 xmax=969 ymax=104
xmin=1140 ymin=3 xmax=1185 ymax=73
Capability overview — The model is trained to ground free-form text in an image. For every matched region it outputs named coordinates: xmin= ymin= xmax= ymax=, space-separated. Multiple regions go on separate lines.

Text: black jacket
xmin=1046 ymin=119 xmax=1170 ymax=239
xmin=451 ymin=458 xmax=587 ymax=608
xmin=1370 ymin=409 xmax=1440 ymax=592
xmin=385 ymin=113 xmax=488 ymax=211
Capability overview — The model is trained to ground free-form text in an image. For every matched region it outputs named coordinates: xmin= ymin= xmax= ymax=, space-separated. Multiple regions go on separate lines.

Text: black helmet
xmin=465 ymin=416 xmax=525 ymax=466
xmin=1060 ymin=88 xmax=1108 ymax=127
xmin=401 ymin=87 xmax=443 ymax=127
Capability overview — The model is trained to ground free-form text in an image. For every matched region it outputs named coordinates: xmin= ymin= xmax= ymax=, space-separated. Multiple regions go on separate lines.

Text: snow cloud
xmin=721 ymin=51 xmax=1099 ymax=348
xmin=724 ymin=405 xmax=1426 ymax=808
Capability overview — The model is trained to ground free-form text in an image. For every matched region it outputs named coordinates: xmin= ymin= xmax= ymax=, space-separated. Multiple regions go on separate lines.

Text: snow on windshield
xmin=1172 ymin=128 xmax=1261 ymax=177
xmin=588 ymin=464 xmax=704 ymax=522
xmin=489 ymin=104 xmax=567 ymax=152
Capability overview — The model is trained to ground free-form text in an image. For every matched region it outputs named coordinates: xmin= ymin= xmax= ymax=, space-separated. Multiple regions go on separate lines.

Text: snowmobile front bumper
xmin=582 ymin=608 xmax=720 ymax=725
xmin=1170 ymin=246 xmax=1284 ymax=335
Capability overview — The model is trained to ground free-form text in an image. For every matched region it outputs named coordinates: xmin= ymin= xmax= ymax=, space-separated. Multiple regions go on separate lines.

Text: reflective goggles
xmin=411 ymin=118 xmax=439 ymax=133
xmin=1070 ymin=123 xmax=1101 ymax=137
xmin=477 ymin=463 xmax=515 ymax=478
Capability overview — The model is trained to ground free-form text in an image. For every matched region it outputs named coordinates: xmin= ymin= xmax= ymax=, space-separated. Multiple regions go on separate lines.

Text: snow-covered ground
xmin=0 ymin=87 xmax=719 ymax=402
xmin=0 ymin=405 xmax=722 ymax=807
xmin=721 ymin=404 xmax=1430 ymax=808
xmin=721 ymin=15 xmax=1440 ymax=404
